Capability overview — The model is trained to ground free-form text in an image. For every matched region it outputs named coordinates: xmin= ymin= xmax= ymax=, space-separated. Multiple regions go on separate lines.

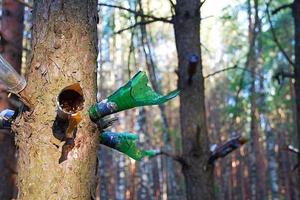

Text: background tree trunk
xmin=0 ymin=0 xmax=24 ymax=199
xmin=292 ymin=1 xmax=300 ymax=195
xmin=15 ymin=0 xmax=98 ymax=199
xmin=0 ymin=0 xmax=24 ymax=72
xmin=174 ymin=0 xmax=214 ymax=199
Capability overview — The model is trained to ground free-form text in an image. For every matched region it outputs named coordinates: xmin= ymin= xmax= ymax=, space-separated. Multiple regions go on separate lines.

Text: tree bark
xmin=174 ymin=0 xmax=214 ymax=199
xmin=14 ymin=0 xmax=98 ymax=199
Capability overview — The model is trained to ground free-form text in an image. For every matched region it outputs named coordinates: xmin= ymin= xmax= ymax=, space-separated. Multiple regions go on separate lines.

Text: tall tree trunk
xmin=136 ymin=108 xmax=155 ymax=200
xmin=292 ymin=1 xmax=300 ymax=196
xmin=14 ymin=1 xmax=98 ymax=199
xmin=0 ymin=0 xmax=24 ymax=199
xmin=174 ymin=0 xmax=214 ymax=199
xmin=0 ymin=0 xmax=24 ymax=72
xmin=137 ymin=1 xmax=179 ymax=198
xmin=247 ymin=0 xmax=267 ymax=199
xmin=265 ymin=122 xmax=279 ymax=200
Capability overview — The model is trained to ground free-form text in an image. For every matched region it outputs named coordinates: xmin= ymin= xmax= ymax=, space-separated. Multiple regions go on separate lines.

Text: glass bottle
xmin=0 ymin=109 xmax=15 ymax=129
xmin=208 ymin=135 xmax=248 ymax=164
xmin=0 ymin=54 xmax=27 ymax=93
xmin=89 ymin=71 xmax=179 ymax=121
xmin=100 ymin=131 xmax=157 ymax=160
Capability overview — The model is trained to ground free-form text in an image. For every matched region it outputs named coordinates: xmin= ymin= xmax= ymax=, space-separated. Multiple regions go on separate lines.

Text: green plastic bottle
xmin=100 ymin=131 xmax=158 ymax=160
xmin=89 ymin=71 xmax=179 ymax=121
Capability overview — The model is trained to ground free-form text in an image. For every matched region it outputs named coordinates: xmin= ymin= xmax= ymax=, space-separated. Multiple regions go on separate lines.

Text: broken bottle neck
xmin=0 ymin=54 xmax=27 ymax=94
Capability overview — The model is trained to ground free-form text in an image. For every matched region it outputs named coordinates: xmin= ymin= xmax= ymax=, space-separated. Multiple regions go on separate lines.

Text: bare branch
xmin=201 ymin=15 xmax=214 ymax=20
xmin=196 ymin=0 xmax=207 ymax=11
xmin=204 ymin=65 xmax=238 ymax=79
xmin=167 ymin=0 xmax=176 ymax=9
xmin=266 ymin=1 xmax=295 ymax=67
xmin=204 ymin=64 xmax=264 ymax=79
xmin=114 ymin=19 xmax=159 ymax=34
xmin=200 ymin=0 xmax=207 ymax=8
xmin=152 ymin=150 xmax=186 ymax=165
xmin=98 ymin=3 xmax=172 ymax=24
xmin=272 ymin=69 xmax=295 ymax=84
xmin=272 ymin=3 xmax=292 ymax=15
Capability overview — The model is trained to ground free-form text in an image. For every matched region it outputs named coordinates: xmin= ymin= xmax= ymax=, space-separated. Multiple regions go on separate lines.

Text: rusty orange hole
xmin=57 ymin=83 xmax=84 ymax=115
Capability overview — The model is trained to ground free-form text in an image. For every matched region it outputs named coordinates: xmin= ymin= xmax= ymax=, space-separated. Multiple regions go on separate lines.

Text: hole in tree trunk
xmin=52 ymin=83 xmax=84 ymax=163
xmin=57 ymin=83 xmax=84 ymax=117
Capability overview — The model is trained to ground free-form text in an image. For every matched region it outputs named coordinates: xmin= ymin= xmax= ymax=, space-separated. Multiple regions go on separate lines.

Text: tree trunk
xmin=247 ymin=1 xmax=267 ymax=199
xmin=137 ymin=1 xmax=179 ymax=198
xmin=0 ymin=0 xmax=24 ymax=72
xmin=265 ymin=122 xmax=279 ymax=200
xmin=0 ymin=1 xmax=24 ymax=199
xmin=136 ymin=108 xmax=155 ymax=200
xmin=14 ymin=1 xmax=98 ymax=199
xmin=292 ymin=1 xmax=300 ymax=196
xmin=174 ymin=0 xmax=214 ymax=199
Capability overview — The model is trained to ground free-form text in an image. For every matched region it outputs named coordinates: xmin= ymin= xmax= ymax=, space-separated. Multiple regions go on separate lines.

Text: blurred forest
xmin=0 ymin=0 xmax=300 ymax=199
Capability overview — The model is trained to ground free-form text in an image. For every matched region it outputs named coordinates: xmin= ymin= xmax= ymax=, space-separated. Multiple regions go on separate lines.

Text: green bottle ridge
xmin=99 ymin=131 xmax=158 ymax=160
xmin=89 ymin=71 xmax=179 ymax=121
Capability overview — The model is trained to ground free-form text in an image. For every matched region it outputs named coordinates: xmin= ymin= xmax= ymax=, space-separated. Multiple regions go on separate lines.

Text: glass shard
xmin=89 ymin=71 xmax=179 ymax=121
xmin=100 ymin=131 xmax=157 ymax=160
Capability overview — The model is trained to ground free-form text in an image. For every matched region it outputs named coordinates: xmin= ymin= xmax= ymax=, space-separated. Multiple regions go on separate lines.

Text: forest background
xmin=0 ymin=0 xmax=299 ymax=199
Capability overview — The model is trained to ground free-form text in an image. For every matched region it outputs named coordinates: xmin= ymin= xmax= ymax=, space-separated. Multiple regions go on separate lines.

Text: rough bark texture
xmin=14 ymin=0 xmax=98 ymax=199
xmin=174 ymin=0 xmax=214 ymax=199
xmin=0 ymin=1 xmax=24 ymax=199
xmin=292 ymin=0 xmax=300 ymax=195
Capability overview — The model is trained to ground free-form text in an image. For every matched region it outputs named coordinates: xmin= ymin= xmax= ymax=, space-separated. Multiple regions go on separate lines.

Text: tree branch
xmin=167 ymin=0 xmax=176 ymax=10
xmin=204 ymin=64 xmax=264 ymax=79
xmin=204 ymin=65 xmax=238 ymax=78
xmin=200 ymin=0 xmax=207 ymax=7
xmin=98 ymin=3 xmax=172 ymax=24
xmin=271 ymin=3 xmax=292 ymax=15
xmin=114 ymin=19 xmax=160 ymax=34
xmin=196 ymin=0 xmax=207 ymax=11
xmin=272 ymin=69 xmax=295 ymax=84
xmin=201 ymin=15 xmax=214 ymax=20
xmin=266 ymin=1 xmax=295 ymax=67
xmin=152 ymin=150 xmax=186 ymax=165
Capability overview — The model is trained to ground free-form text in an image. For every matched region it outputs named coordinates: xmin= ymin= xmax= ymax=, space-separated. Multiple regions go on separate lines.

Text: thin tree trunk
xmin=137 ymin=1 xmax=179 ymax=197
xmin=0 ymin=0 xmax=24 ymax=72
xmin=15 ymin=1 xmax=98 ymax=199
xmin=292 ymin=1 xmax=300 ymax=197
xmin=265 ymin=122 xmax=279 ymax=200
xmin=136 ymin=108 xmax=155 ymax=200
xmin=247 ymin=1 xmax=267 ymax=199
xmin=0 ymin=1 xmax=24 ymax=199
xmin=174 ymin=0 xmax=214 ymax=199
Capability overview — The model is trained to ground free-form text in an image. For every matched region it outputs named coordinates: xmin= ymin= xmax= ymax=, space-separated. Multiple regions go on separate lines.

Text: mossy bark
xmin=14 ymin=1 xmax=98 ymax=199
